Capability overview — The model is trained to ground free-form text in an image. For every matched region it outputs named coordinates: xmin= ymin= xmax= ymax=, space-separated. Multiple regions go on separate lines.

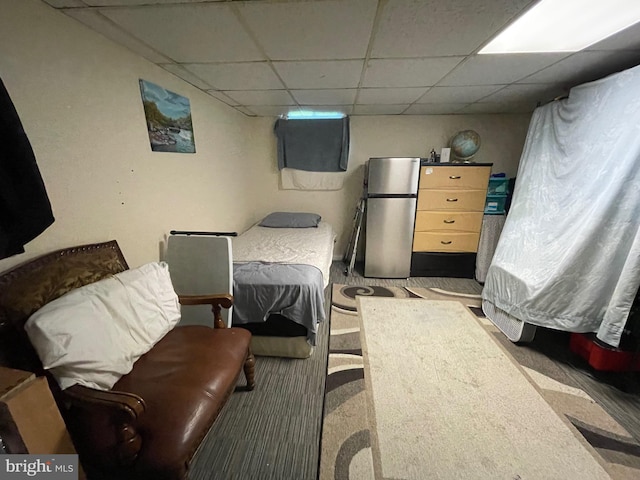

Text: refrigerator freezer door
xmin=367 ymin=157 xmax=420 ymax=195
xmin=365 ymin=197 xmax=417 ymax=278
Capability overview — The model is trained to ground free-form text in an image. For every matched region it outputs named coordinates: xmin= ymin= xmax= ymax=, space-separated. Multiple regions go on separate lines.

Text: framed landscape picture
xmin=139 ymin=79 xmax=195 ymax=153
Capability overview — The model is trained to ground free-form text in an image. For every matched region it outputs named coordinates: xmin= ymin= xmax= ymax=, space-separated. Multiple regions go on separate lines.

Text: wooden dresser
xmin=410 ymin=163 xmax=492 ymax=278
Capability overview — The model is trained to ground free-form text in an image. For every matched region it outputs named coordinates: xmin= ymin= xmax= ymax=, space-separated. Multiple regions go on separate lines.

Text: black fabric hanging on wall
xmin=274 ymin=117 xmax=349 ymax=172
xmin=0 ymin=77 xmax=54 ymax=260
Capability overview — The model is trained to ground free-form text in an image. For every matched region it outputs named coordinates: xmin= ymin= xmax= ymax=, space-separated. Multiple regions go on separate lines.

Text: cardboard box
xmin=0 ymin=367 xmax=77 ymax=455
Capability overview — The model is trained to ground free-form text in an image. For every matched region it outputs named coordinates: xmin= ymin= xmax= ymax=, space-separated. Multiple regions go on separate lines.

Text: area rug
xmin=319 ymin=284 xmax=640 ymax=480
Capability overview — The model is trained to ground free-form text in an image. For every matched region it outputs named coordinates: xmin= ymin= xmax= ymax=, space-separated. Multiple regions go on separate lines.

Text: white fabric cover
xmin=482 ymin=64 xmax=640 ymax=347
xmin=280 ymin=168 xmax=345 ymax=191
xmin=25 ymin=262 xmax=181 ymax=390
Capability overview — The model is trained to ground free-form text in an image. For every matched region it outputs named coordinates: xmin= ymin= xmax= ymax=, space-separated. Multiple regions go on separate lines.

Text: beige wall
xmin=0 ymin=0 xmax=256 ymax=271
xmin=0 ymin=0 xmax=531 ymax=273
xmin=247 ymin=114 xmax=531 ymax=256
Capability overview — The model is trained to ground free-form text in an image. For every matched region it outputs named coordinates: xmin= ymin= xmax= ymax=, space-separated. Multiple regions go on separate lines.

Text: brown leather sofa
xmin=0 ymin=240 xmax=255 ymax=480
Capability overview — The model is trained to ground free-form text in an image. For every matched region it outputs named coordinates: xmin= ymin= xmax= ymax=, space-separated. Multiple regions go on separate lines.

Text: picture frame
xmin=139 ymin=79 xmax=195 ymax=153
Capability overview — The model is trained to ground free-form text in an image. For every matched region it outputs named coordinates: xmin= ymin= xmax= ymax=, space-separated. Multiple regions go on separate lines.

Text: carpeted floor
xmin=188 ymin=307 xmax=330 ymax=480
xmin=321 ymin=283 xmax=640 ymax=480
xmin=186 ymin=261 xmax=640 ymax=480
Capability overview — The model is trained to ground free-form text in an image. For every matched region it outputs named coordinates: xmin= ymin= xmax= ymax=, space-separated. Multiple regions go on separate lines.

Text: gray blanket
xmin=231 ymin=262 xmax=326 ymax=345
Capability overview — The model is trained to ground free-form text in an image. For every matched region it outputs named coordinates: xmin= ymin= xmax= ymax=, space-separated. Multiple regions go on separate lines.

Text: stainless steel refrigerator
xmin=364 ymin=157 xmax=420 ymax=278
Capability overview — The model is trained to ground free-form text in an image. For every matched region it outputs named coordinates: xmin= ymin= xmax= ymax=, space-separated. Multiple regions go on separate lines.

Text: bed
xmin=231 ymin=213 xmax=336 ymax=358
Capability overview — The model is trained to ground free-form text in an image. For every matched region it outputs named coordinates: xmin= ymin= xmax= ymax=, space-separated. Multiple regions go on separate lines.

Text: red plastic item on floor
xmin=570 ymin=333 xmax=640 ymax=372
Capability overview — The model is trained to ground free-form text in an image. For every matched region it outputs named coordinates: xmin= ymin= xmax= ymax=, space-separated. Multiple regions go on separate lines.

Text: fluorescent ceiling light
xmin=479 ymin=0 xmax=640 ymax=54
xmin=286 ymin=110 xmax=346 ymax=119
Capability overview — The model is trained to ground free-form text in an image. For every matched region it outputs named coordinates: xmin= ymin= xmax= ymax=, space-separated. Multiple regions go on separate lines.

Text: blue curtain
xmin=274 ymin=117 xmax=349 ymax=172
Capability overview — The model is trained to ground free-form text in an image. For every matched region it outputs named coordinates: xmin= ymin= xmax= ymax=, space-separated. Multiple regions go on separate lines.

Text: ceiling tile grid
xmin=43 ymin=0 xmax=640 ymax=117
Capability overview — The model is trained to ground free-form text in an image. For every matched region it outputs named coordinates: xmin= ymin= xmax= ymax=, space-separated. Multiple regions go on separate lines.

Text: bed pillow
xmin=259 ymin=212 xmax=321 ymax=228
xmin=24 ymin=262 xmax=181 ymax=391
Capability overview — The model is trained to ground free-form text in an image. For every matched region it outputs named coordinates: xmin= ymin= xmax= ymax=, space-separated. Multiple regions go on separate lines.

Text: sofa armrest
xmin=63 ymin=385 xmax=146 ymax=468
xmin=178 ymin=293 xmax=233 ymax=329
xmin=65 ymin=385 xmax=146 ymax=418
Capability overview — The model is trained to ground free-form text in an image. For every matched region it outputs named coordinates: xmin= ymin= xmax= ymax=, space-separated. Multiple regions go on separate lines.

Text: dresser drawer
xmin=417 ymin=189 xmax=487 ymax=211
xmin=413 ymin=232 xmax=480 ymax=253
xmin=420 ymin=166 xmax=490 ymax=189
xmin=415 ymin=211 xmax=483 ymax=232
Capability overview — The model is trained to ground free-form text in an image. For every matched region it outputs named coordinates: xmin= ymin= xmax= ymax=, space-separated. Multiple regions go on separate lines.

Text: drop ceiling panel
xmin=161 ymin=64 xmax=212 ymax=89
xmin=244 ymin=105 xmax=300 ymax=117
xmin=371 ymin=0 xmax=532 ymax=57
xmin=43 ymin=0 xmax=86 ymax=7
xmin=224 ymin=90 xmax=295 ymax=106
xmin=65 ymin=9 xmax=174 ymax=63
xmin=237 ymin=0 xmax=378 ymax=60
xmin=353 ymin=104 xmax=410 ymax=115
xmin=183 ymin=63 xmax=284 ymax=90
xmin=45 ymin=0 xmax=640 ymax=117
xmin=99 ymin=4 xmax=264 ymax=63
xmin=363 ymin=57 xmax=464 ymax=87
xmin=586 ymin=21 xmax=640 ymax=51
xmin=417 ymin=85 xmax=503 ymax=103
xmin=459 ymin=102 xmax=534 ymax=114
xmin=206 ymin=90 xmax=240 ymax=107
xmin=233 ymin=106 xmax=256 ymax=116
xmin=518 ymin=51 xmax=640 ymax=86
xmin=82 ymin=1 xmax=208 ymax=5
xmin=404 ymin=103 xmax=467 ymax=114
xmin=274 ymin=60 xmax=364 ymax=89
xmin=480 ymin=84 xmax=566 ymax=108
xmin=439 ymin=53 xmax=569 ymax=86
xmin=357 ymin=87 xmax=428 ymax=104
xmin=291 ymin=89 xmax=357 ymax=105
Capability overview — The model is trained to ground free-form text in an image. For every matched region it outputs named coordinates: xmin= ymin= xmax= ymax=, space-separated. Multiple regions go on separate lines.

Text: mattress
xmin=231 ymin=221 xmax=335 ymax=346
xmin=232 ymin=221 xmax=335 ymax=288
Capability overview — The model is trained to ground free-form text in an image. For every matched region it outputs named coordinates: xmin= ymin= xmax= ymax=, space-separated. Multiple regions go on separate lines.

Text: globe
xmin=450 ymin=130 xmax=481 ymax=161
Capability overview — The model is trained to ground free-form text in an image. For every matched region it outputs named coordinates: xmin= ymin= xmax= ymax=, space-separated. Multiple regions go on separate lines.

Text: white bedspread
xmin=232 ymin=221 xmax=335 ymax=288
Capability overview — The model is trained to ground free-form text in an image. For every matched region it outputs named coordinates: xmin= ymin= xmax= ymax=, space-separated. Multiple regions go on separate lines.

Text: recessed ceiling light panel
xmin=480 ymin=0 xmax=640 ymax=54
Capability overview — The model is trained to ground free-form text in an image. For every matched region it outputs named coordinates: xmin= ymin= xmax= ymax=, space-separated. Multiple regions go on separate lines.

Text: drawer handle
xmin=441 ymin=240 xmax=452 ymax=245
xmin=443 ymin=219 xmax=455 ymax=224
xmin=446 ymin=198 xmax=458 ymax=202
xmin=449 ymin=175 xmax=461 ymax=179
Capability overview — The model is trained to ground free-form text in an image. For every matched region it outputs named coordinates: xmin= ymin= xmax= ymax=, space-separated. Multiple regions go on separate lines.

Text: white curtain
xmin=482 ymin=64 xmax=640 ymax=347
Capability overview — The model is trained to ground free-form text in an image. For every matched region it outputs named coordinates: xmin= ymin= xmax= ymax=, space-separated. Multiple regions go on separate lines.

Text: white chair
xmin=165 ymin=233 xmax=234 ymax=327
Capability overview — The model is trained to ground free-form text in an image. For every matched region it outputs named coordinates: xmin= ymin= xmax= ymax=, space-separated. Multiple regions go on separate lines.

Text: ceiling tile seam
xmin=67 ymin=3 xmax=226 ymax=13
xmin=62 ymin=6 xmax=182 ymax=66
xmin=60 ymin=5 xmax=254 ymax=104
xmin=514 ymin=52 xmax=582 ymax=85
xmin=229 ymin=2 xmax=297 ymax=112
xmin=160 ymin=66 xmax=219 ymax=92
xmin=54 ymin=4 xmax=89 ymax=9
xmin=428 ymin=55 xmax=475 ymax=89
xmin=428 ymin=1 xmax=536 ymax=89
xmin=203 ymin=91 xmax=238 ymax=107
xmin=407 ymin=85 xmax=439 ymax=110
xmin=467 ymin=0 xmax=540 ymax=56
xmin=472 ymin=85 xmax=516 ymax=104
xmin=352 ymin=0 xmax=386 ymax=112
xmin=158 ymin=63 xmax=218 ymax=90
xmin=54 ymin=4 xmax=251 ymax=108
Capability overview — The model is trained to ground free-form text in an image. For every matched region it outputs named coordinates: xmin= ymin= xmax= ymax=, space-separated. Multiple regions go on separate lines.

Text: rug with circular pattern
xmin=319 ymin=284 xmax=640 ymax=480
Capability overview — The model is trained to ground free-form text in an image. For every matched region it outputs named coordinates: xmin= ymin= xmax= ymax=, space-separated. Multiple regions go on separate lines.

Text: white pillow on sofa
xmin=24 ymin=262 xmax=181 ymax=391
